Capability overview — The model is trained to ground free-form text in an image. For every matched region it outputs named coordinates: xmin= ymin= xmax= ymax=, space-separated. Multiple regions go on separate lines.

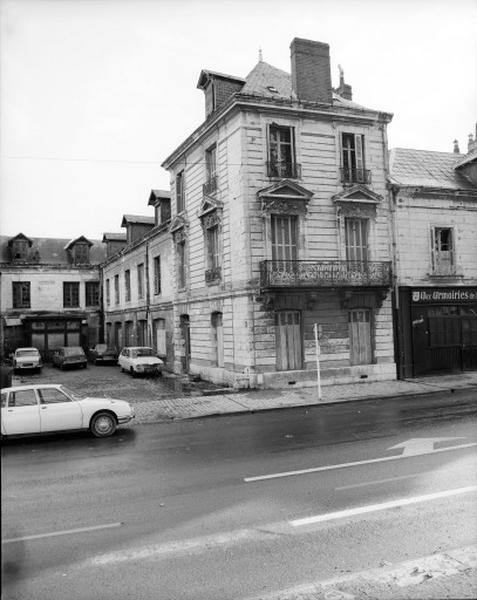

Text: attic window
xmin=267 ymin=86 xmax=279 ymax=93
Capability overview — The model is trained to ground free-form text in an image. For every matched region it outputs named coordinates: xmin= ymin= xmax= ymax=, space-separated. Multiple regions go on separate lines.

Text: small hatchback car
xmin=118 ymin=346 xmax=164 ymax=377
xmin=52 ymin=346 xmax=88 ymax=370
xmin=1 ymin=384 xmax=134 ymax=438
xmin=12 ymin=347 xmax=43 ymax=373
xmin=88 ymin=344 xmax=118 ymax=365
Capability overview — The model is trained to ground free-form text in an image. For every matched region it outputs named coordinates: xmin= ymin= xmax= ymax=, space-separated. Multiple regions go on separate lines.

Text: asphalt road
xmin=2 ymin=390 xmax=477 ymax=599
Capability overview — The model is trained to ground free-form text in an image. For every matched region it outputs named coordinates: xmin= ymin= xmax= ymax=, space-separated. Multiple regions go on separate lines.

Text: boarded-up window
xmin=137 ymin=264 xmax=144 ymax=299
xmin=349 ymin=309 xmax=372 ymax=365
xmin=125 ymin=270 xmax=131 ymax=302
xmin=12 ymin=281 xmax=31 ymax=308
xmin=211 ymin=312 xmax=224 ymax=367
xmin=85 ymin=282 xmax=100 ymax=307
xmin=275 ymin=310 xmax=302 ymax=371
xmin=63 ymin=282 xmax=80 ymax=308
xmin=153 ymin=318 xmax=166 ymax=356
xmin=154 ymin=256 xmax=161 ymax=295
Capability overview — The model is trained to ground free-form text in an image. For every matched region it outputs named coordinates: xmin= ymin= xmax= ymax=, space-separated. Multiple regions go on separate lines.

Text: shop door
xmin=462 ymin=308 xmax=477 ymax=370
xmin=275 ymin=311 xmax=302 ymax=371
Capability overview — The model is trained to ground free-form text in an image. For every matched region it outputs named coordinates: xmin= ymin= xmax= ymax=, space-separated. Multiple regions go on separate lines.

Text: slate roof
xmin=389 ymin=148 xmax=476 ymax=190
xmin=454 ymin=146 xmax=477 ymax=169
xmin=0 ymin=235 xmax=106 ymax=264
xmin=148 ymin=189 xmax=171 ymax=206
xmin=241 ymin=61 xmax=374 ymax=111
xmin=102 ymin=232 xmax=127 ymax=242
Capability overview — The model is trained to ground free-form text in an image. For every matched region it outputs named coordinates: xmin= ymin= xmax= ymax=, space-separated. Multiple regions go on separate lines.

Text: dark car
xmin=88 ymin=344 xmax=118 ymax=365
xmin=52 ymin=346 xmax=87 ymax=370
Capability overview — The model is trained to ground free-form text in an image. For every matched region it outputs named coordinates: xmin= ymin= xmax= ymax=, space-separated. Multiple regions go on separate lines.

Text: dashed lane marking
xmin=2 ymin=522 xmax=122 ymax=544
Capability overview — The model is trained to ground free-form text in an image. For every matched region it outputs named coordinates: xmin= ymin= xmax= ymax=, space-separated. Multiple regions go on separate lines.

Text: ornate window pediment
xmin=198 ymin=196 xmax=223 ymax=227
xmin=332 ymin=184 xmax=382 ymax=205
xmin=169 ymin=214 xmax=188 ymax=242
xmin=257 ymin=180 xmax=313 ymax=214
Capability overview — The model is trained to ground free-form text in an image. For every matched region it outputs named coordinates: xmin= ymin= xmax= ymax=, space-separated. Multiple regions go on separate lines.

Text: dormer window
xmin=73 ymin=242 xmax=89 ymax=264
xmin=12 ymin=240 xmax=29 ymax=260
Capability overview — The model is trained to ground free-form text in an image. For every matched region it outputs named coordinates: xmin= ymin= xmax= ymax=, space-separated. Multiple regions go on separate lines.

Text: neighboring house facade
xmin=389 ymin=134 xmax=477 ymax=377
xmin=101 ymin=190 xmax=175 ymax=368
xmin=161 ymin=38 xmax=396 ymax=388
xmin=0 ymin=233 xmax=105 ymax=359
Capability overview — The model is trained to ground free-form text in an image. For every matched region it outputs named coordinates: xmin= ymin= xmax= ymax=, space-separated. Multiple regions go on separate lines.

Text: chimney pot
xmin=453 ymin=139 xmax=460 ymax=153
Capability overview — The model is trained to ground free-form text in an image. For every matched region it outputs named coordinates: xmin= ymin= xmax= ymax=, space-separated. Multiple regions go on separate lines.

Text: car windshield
xmin=59 ymin=386 xmax=84 ymax=400
xmin=64 ymin=347 xmax=84 ymax=356
xmin=131 ymin=347 xmax=155 ymax=358
xmin=16 ymin=349 xmax=39 ymax=357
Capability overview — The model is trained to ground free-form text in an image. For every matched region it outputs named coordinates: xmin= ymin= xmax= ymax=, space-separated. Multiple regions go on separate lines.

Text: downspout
xmin=145 ymin=241 xmax=151 ymax=346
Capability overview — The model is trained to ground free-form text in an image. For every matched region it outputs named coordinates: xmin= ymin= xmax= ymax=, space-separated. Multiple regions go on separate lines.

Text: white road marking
xmin=2 ymin=522 xmax=122 ymax=544
xmin=244 ymin=545 xmax=477 ymax=600
xmin=290 ymin=485 xmax=477 ymax=527
xmin=244 ymin=441 xmax=477 ymax=482
xmin=335 ymin=472 xmax=422 ymax=490
xmin=388 ymin=436 xmax=465 ymax=456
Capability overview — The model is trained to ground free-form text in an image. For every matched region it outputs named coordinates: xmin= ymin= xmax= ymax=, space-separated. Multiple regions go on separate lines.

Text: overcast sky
xmin=1 ymin=0 xmax=476 ymax=240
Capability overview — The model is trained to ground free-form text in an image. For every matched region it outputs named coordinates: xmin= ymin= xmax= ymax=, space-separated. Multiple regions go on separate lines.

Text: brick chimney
xmin=290 ymin=38 xmax=332 ymax=104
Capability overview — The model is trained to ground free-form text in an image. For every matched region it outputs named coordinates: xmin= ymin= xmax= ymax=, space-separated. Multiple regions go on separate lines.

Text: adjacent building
xmin=101 ymin=190 xmax=175 ymax=369
xmin=161 ymin=38 xmax=396 ymax=388
xmin=0 ymin=233 xmax=105 ymax=359
xmin=390 ymin=130 xmax=477 ymax=377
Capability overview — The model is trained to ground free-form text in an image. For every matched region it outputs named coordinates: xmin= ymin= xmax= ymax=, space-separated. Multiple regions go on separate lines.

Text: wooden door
xmin=211 ymin=312 xmax=224 ymax=367
xmin=275 ymin=310 xmax=302 ymax=371
xmin=349 ymin=309 xmax=372 ymax=365
xmin=180 ymin=315 xmax=191 ymax=373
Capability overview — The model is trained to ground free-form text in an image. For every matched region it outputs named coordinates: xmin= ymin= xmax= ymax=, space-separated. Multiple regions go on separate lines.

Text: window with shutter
xmin=432 ymin=227 xmax=455 ymax=275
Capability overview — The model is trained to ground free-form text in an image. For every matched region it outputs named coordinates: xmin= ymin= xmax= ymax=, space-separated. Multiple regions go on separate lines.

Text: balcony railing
xmin=260 ymin=260 xmax=392 ymax=288
xmin=267 ymin=161 xmax=301 ymax=179
xmin=203 ymin=176 xmax=217 ymax=195
xmin=340 ymin=167 xmax=372 ymax=185
xmin=205 ymin=266 xmax=222 ymax=284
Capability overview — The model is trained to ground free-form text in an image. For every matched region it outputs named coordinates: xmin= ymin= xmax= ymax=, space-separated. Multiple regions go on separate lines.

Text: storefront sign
xmin=412 ymin=288 xmax=477 ymax=303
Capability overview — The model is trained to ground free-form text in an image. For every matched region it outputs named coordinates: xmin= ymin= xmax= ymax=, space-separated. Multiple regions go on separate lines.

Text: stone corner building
xmin=161 ymin=38 xmax=396 ymax=389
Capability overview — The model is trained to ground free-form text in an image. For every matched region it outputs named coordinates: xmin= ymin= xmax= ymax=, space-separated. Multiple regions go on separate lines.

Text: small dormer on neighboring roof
xmin=197 ymin=70 xmax=246 ymax=118
xmin=102 ymin=232 xmax=127 ymax=259
xmin=64 ymin=235 xmax=93 ymax=265
xmin=148 ymin=189 xmax=171 ymax=227
xmin=121 ymin=215 xmax=155 ymax=245
xmin=7 ymin=233 xmax=33 ymax=261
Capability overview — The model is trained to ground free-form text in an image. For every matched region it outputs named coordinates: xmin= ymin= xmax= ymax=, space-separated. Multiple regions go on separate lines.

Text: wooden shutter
xmin=349 ymin=310 xmax=372 ymax=365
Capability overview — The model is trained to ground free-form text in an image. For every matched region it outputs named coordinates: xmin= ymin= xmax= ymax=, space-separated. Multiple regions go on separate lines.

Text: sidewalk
xmin=133 ymin=371 xmax=477 ymax=424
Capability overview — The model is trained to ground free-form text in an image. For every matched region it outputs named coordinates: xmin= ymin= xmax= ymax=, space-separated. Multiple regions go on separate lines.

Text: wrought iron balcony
xmin=203 ymin=176 xmax=217 ymax=195
xmin=340 ymin=167 xmax=372 ymax=185
xmin=260 ymin=260 xmax=392 ymax=288
xmin=267 ymin=161 xmax=301 ymax=179
xmin=205 ymin=266 xmax=221 ymax=284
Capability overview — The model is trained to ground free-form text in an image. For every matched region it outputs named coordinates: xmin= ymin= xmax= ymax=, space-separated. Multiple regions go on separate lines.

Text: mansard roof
xmin=389 ymin=148 xmax=476 ymax=190
xmin=0 ymin=235 xmax=106 ymax=264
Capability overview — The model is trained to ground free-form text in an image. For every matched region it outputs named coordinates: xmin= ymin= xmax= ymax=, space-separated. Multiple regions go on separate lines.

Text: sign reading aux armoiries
xmin=412 ymin=288 xmax=477 ymax=303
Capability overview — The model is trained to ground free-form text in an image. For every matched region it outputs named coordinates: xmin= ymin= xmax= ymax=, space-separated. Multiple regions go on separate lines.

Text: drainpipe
xmin=145 ymin=241 xmax=151 ymax=346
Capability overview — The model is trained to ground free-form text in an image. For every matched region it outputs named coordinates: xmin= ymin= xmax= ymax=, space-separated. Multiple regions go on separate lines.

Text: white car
xmin=0 ymin=384 xmax=135 ymax=438
xmin=118 ymin=347 xmax=164 ymax=377
xmin=12 ymin=347 xmax=43 ymax=373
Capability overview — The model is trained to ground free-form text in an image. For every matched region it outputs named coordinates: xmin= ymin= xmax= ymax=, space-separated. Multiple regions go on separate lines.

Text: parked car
xmin=0 ymin=384 xmax=134 ymax=438
xmin=88 ymin=344 xmax=118 ymax=365
xmin=51 ymin=346 xmax=87 ymax=370
xmin=12 ymin=347 xmax=43 ymax=373
xmin=118 ymin=346 xmax=164 ymax=377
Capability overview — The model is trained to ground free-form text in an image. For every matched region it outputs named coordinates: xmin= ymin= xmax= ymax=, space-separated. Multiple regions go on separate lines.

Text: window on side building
xmin=431 ymin=227 xmax=455 ymax=275
xmin=63 ymin=282 xmax=80 ymax=308
xmin=12 ymin=281 xmax=31 ymax=308
xmin=85 ymin=281 xmax=100 ymax=307
xmin=125 ymin=269 xmax=131 ymax=302
xmin=137 ymin=263 xmax=144 ymax=299
xmin=153 ymin=256 xmax=161 ymax=295
xmin=105 ymin=279 xmax=110 ymax=306
xmin=114 ymin=275 xmax=120 ymax=304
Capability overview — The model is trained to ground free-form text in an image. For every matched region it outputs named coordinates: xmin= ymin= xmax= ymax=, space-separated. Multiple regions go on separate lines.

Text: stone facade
xmin=161 ymin=38 xmax=397 ymax=388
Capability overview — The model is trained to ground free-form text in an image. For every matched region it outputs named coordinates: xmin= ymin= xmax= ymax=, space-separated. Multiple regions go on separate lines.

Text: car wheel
xmin=83 ymin=363 xmax=87 ymax=369
xmin=90 ymin=412 xmax=117 ymax=438
xmin=130 ymin=367 xmax=136 ymax=378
